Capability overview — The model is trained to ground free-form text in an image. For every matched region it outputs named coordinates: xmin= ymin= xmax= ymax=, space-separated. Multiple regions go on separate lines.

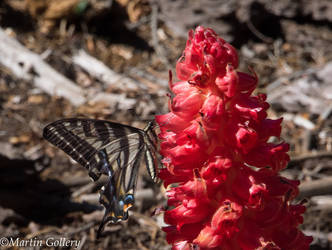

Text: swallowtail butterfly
xmin=43 ymin=118 xmax=161 ymax=236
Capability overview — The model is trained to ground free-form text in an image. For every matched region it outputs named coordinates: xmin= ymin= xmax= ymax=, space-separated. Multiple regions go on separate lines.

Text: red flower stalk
xmin=156 ymin=26 xmax=312 ymax=250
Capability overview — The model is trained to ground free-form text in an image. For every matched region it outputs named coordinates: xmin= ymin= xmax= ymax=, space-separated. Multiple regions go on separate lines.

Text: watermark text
xmin=0 ymin=237 xmax=81 ymax=249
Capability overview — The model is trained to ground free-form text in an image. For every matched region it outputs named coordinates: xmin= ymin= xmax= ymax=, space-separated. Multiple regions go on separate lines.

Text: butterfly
xmin=43 ymin=118 xmax=161 ymax=236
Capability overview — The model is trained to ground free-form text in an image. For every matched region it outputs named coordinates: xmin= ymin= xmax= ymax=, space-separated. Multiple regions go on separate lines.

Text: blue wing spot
xmin=122 ymin=195 xmax=134 ymax=212
xmin=124 ymin=194 xmax=134 ymax=204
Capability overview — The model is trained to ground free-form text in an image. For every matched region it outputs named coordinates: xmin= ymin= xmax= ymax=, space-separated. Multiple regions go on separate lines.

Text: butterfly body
xmin=43 ymin=118 xmax=160 ymax=236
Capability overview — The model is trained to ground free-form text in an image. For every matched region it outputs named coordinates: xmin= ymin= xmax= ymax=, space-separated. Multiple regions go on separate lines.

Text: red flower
xmin=156 ymin=26 xmax=312 ymax=250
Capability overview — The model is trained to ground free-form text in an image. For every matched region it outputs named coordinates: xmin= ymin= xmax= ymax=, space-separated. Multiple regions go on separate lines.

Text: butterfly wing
xmin=43 ymin=118 xmax=149 ymax=235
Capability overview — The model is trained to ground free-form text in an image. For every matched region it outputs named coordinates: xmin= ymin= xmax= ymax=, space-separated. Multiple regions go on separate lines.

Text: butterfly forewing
xmin=43 ymin=118 xmax=160 ymax=236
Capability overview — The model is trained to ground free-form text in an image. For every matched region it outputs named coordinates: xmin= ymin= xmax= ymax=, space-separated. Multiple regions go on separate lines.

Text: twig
xmin=71 ymin=182 xmax=96 ymax=198
xmin=76 ymin=234 xmax=87 ymax=250
xmin=302 ymin=230 xmax=332 ymax=242
xmin=78 ymin=193 xmax=99 ymax=205
xmin=289 ymin=151 xmax=332 ymax=164
xmin=136 ymin=238 xmax=150 ymax=250
xmin=88 ymin=92 xmax=136 ymax=110
xmin=61 ymin=175 xmax=91 ymax=187
xmin=25 ymin=226 xmax=62 ymax=239
xmin=283 ymin=113 xmax=315 ymax=130
xmin=72 ymin=50 xmax=145 ymax=92
xmin=149 ymin=0 xmax=171 ymax=68
xmin=247 ymin=19 xmax=273 ymax=44
xmin=65 ymin=222 xmax=98 ymax=237
xmin=126 ymin=15 xmax=150 ymax=30
xmin=298 ymin=176 xmax=332 ymax=199
xmin=311 ymin=196 xmax=332 ymax=211
xmin=127 ymin=66 xmax=168 ymax=90
xmin=316 ymin=104 xmax=332 ymax=130
xmin=266 ymin=67 xmax=317 ymax=93
xmin=131 ymin=211 xmax=160 ymax=229
xmin=0 ymin=27 xmax=85 ymax=106
xmin=0 ymin=28 xmax=139 ymax=110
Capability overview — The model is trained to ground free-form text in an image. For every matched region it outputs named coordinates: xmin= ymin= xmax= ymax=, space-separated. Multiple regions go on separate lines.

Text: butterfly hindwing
xmin=43 ymin=118 xmax=160 ymax=236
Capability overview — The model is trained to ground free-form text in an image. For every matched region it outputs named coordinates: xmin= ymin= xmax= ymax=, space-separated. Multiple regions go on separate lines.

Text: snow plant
xmin=156 ymin=26 xmax=312 ymax=250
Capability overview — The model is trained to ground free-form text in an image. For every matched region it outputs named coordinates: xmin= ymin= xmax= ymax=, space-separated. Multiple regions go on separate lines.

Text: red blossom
xmin=156 ymin=26 xmax=312 ymax=249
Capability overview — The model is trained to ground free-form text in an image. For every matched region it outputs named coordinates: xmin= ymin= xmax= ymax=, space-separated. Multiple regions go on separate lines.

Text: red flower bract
xmin=156 ymin=26 xmax=312 ymax=250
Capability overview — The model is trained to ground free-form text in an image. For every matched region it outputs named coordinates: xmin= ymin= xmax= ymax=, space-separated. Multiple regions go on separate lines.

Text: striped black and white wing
xmin=43 ymin=118 xmax=159 ymax=236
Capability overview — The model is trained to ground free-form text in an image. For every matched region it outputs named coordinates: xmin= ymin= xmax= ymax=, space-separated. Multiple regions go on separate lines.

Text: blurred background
xmin=0 ymin=0 xmax=331 ymax=249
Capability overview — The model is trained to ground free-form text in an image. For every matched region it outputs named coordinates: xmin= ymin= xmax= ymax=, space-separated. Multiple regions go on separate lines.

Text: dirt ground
xmin=0 ymin=0 xmax=332 ymax=249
